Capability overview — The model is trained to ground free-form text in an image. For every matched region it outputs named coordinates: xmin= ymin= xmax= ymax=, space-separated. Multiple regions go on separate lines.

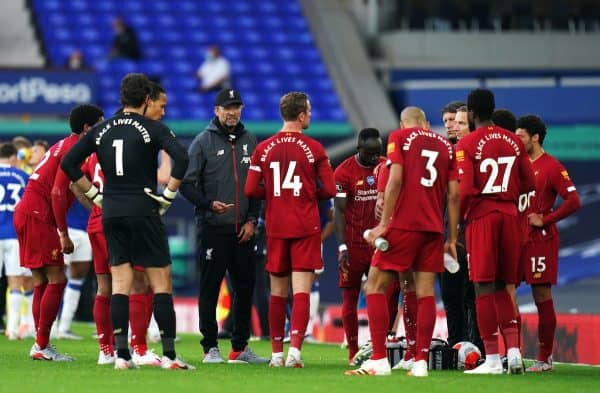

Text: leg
xmin=146 ymin=266 xmax=177 ymax=360
xmin=531 ymin=284 xmax=555 ymax=363
xmin=400 ymin=271 xmax=418 ymax=362
xmin=6 ymin=276 xmax=23 ymax=339
xmin=440 ymin=254 xmax=468 ymax=346
xmin=413 ymin=271 xmax=437 ymax=363
xmin=21 ymin=276 xmax=35 ymax=338
xmin=228 ymin=239 xmax=255 ymax=352
xmin=94 ymin=273 xmax=114 ymax=360
xmin=252 ymin=254 xmax=270 ymax=338
xmin=130 ymin=269 xmax=152 ymax=359
xmin=58 ymin=260 xmax=91 ymax=338
xmin=363 ymin=266 xmax=397 ymax=361
xmin=36 ymin=265 xmax=67 ymax=349
xmin=110 ymin=263 xmax=134 ymax=360
xmin=288 ymin=270 xmax=315 ymax=351
xmin=341 ymin=286 xmax=361 ymax=362
xmin=269 ymin=273 xmax=290 ymax=356
xmin=385 ymin=278 xmax=400 ymax=334
xmin=31 ymin=268 xmax=48 ymax=333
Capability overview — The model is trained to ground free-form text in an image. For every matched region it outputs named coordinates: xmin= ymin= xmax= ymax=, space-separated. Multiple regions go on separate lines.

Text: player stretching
xmin=457 ymin=89 xmax=535 ymax=375
xmin=515 ymin=115 xmax=581 ymax=372
xmin=245 ymin=92 xmax=336 ymax=368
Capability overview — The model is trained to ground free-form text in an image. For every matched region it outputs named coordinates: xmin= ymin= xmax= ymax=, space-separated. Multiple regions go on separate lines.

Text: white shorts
xmin=0 ymin=238 xmax=31 ymax=277
xmin=64 ymin=228 xmax=92 ymax=264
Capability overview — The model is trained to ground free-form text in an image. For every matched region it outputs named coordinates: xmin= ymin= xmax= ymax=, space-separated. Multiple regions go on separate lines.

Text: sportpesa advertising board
xmin=0 ymin=70 xmax=96 ymax=115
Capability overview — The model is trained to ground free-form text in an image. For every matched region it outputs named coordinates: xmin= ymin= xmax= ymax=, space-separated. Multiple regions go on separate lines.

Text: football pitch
xmin=2 ymin=324 xmax=599 ymax=393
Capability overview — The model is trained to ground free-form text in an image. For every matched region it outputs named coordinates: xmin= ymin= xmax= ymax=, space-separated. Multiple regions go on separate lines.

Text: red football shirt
xmin=375 ymin=160 xmax=389 ymax=193
xmin=18 ymin=134 xmax=79 ymax=224
xmin=83 ymin=153 xmax=104 ymax=234
xmin=334 ymin=155 xmax=386 ymax=249
xmin=386 ymin=127 xmax=458 ymax=233
xmin=457 ymin=125 xmax=535 ymax=222
xmin=245 ymin=131 xmax=335 ymax=238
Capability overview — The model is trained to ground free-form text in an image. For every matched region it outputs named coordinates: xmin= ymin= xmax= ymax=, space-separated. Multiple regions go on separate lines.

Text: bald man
xmin=347 ymin=106 xmax=459 ymax=377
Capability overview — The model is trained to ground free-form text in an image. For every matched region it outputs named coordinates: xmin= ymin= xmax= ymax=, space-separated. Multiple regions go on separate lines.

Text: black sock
xmin=111 ymin=293 xmax=131 ymax=360
xmin=154 ymin=293 xmax=176 ymax=360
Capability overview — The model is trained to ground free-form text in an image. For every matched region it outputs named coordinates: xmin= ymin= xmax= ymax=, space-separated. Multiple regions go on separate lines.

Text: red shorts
xmin=266 ymin=233 xmax=322 ymax=275
xmin=466 ymin=211 xmax=521 ymax=284
xmin=371 ymin=229 xmax=443 ymax=273
xmin=89 ymin=231 xmax=110 ymax=275
xmin=339 ymin=247 xmax=373 ymax=288
xmin=522 ymin=236 xmax=559 ymax=285
xmin=13 ymin=211 xmax=63 ymax=269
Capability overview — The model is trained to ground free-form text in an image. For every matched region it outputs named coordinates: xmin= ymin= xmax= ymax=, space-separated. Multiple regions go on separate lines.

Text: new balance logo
xmin=206 ymin=248 xmax=213 ymax=261
xmin=217 ymin=149 xmax=224 ymax=156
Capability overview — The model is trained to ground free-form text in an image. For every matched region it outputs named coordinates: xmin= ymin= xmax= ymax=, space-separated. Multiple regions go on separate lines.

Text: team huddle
xmin=4 ymin=73 xmax=579 ymax=375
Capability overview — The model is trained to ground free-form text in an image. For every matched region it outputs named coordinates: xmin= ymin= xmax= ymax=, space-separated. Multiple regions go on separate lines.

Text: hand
xmin=211 ymin=201 xmax=235 ymax=214
xmin=366 ymin=225 xmax=386 ymax=248
xmin=144 ymin=187 xmax=177 ymax=215
xmin=444 ymin=240 xmax=457 ymax=261
xmin=528 ymin=213 xmax=544 ymax=227
xmin=237 ymin=221 xmax=255 ymax=243
xmin=84 ymin=184 xmax=103 ymax=208
xmin=374 ymin=196 xmax=384 ymax=221
xmin=59 ymin=232 xmax=74 ymax=254
xmin=338 ymin=249 xmax=349 ymax=274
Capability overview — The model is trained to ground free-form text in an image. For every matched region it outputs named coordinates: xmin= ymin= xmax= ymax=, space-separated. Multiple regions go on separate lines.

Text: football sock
xmin=37 ymin=282 xmax=66 ymax=349
xmin=536 ymin=299 xmax=556 ymax=361
xmin=129 ymin=294 xmax=148 ymax=354
xmin=269 ymin=295 xmax=287 ymax=353
xmin=385 ymin=280 xmax=401 ymax=331
xmin=415 ymin=296 xmax=436 ymax=362
xmin=32 ymin=282 xmax=47 ymax=331
xmin=58 ymin=278 xmax=84 ymax=333
xmin=366 ymin=293 xmax=388 ymax=360
xmin=93 ymin=295 xmax=113 ymax=354
xmin=111 ymin=294 xmax=131 ymax=360
xmin=290 ymin=293 xmax=310 ymax=350
xmin=7 ymin=289 xmax=22 ymax=335
xmin=475 ymin=293 xmax=499 ymax=355
xmin=154 ymin=293 xmax=176 ymax=360
xmin=341 ymin=287 xmax=360 ymax=359
xmin=494 ymin=289 xmax=519 ymax=350
xmin=516 ymin=313 xmax=522 ymax=350
xmin=403 ymin=290 xmax=418 ymax=359
xmin=23 ymin=289 xmax=34 ymax=329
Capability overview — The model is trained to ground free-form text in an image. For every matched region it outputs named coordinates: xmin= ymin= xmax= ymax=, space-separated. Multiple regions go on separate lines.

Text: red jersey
xmin=375 ymin=160 xmax=389 ymax=193
xmin=386 ymin=127 xmax=458 ymax=233
xmin=83 ymin=153 xmax=104 ymax=234
xmin=528 ymin=153 xmax=580 ymax=241
xmin=245 ymin=131 xmax=336 ymax=238
xmin=457 ymin=125 xmax=535 ymax=222
xmin=18 ymin=134 xmax=79 ymax=225
xmin=334 ymin=155 xmax=386 ymax=249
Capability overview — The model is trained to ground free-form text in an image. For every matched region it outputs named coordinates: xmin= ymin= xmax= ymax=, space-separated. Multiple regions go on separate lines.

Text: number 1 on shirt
xmin=112 ymin=139 xmax=124 ymax=176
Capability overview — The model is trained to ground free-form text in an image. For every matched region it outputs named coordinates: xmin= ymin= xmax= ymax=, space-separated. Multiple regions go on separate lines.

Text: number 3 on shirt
xmin=269 ymin=161 xmax=302 ymax=197
xmin=421 ymin=149 xmax=439 ymax=187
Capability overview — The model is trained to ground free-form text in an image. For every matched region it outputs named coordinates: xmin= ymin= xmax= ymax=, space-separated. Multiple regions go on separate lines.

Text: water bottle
xmin=444 ymin=253 xmax=460 ymax=274
xmin=363 ymin=229 xmax=389 ymax=252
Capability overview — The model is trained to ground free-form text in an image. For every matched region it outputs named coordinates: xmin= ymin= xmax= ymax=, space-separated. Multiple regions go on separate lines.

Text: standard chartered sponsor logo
xmin=0 ymin=77 xmax=91 ymax=104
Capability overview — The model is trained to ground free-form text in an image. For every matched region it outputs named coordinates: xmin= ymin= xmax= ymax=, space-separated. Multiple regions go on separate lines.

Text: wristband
xmin=163 ymin=187 xmax=177 ymax=200
xmin=84 ymin=184 xmax=99 ymax=199
xmin=338 ymin=244 xmax=348 ymax=252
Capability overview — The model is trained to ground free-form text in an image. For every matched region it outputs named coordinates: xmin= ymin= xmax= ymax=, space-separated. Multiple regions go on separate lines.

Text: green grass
xmin=2 ymin=323 xmax=599 ymax=393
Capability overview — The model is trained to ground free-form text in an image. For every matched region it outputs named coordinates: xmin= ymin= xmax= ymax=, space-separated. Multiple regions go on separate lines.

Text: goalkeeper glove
xmin=84 ymin=185 xmax=103 ymax=208
xmin=144 ymin=187 xmax=177 ymax=215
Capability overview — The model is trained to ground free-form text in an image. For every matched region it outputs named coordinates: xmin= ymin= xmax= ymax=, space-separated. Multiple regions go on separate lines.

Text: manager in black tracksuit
xmin=180 ymin=89 xmax=265 ymax=363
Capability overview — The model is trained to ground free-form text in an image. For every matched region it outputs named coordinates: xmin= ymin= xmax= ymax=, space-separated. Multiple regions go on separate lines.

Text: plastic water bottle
xmin=363 ymin=229 xmax=389 ymax=252
xmin=444 ymin=253 xmax=460 ymax=274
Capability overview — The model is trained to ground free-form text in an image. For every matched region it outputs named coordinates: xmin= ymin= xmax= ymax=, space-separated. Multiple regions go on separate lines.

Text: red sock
xmin=366 ymin=293 xmax=388 ymax=360
xmin=385 ymin=280 xmax=400 ymax=332
xmin=516 ymin=313 xmax=522 ymax=350
xmin=94 ymin=295 xmax=113 ymax=354
xmin=536 ymin=299 xmax=556 ymax=360
xmin=403 ymin=290 xmax=417 ymax=359
xmin=129 ymin=294 xmax=148 ymax=354
xmin=341 ymin=287 xmax=360 ymax=360
xmin=32 ymin=283 xmax=47 ymax=332
xmin=415 ymin=296 xmax=436 ymax=362
xmin=269 ymin=295 xmax=287 ymax=353
xmin=145 ymin=288 xmax=154 ymax=327
xmin=36 ymin=282 xmax=66 ymax=349
xmin=494 ymin=290 xmax=519 ymax=349
xmin=290 ymin=293 xmax=310 ymax=350
xmin=475 ymin=293 xmax=499 ymax=355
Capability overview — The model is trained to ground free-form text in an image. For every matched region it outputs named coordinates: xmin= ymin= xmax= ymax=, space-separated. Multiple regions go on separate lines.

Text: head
xmin=29 ymin=139 xmax=49 ymax=167
xmin=279 ymin=91 xmax=311 ymax=129
xmin=206 ymin=45 xmax=221 ymax=61
xmin=214 ymin=88 xmax=243 ymax=130
xmin=441 ymin=100 xmax=465 ymax=140
xmin=12 ymin=136 xmax=31 ymax=166
xmin=120 ymin=73 xmax=152 ymax=111
xmin=112 ymin=17 xmax=125 ymax=33
xmin=357 ymin=128 xmax=382 ymax=167
xmin=454 ymin=106 xmax=470 ymax=142
xmin=399 ymin=106 xmax=429 ymax=129
xmin=145 ymin=82 xmax=167 ymax=121
xmin=492 ymin=108 xmax=517 ymax=132
xmin=69 ymin=104 xmax=104 ymax=136
xmin=0 ymin=143 xmax=18 ymax=167
xmin=516 ymin=115 xmax=547 ymax=155
xmin=467 ymin=88 xmax=495 ymax=129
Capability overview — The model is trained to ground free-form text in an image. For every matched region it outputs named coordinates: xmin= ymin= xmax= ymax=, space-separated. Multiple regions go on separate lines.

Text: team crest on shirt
xmin=387 ymin=142 xmax=395 ymax=154
xmin=51 ymin=248 xmax=60 ymax=260
xmin=561 ymin=170 xmax=571 ymax=180
xmin=336 ymin=183 xmax=343 ymax=192
xmin=456 ymin=150 xmax=465 ymax=162
xmin=366 ymin=176 xmax=375 ymax=186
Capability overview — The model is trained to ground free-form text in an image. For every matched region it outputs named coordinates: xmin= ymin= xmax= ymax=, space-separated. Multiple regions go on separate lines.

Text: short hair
xmin=517 ymin=115 xmax=547 ymax=145
xmin=492 ymin=109 xmax=517 ymax=132
xmin=441 ymin=101 xmax=466 ymax=115
xmin=12 ymin=136 xmax=31 ymax=150
xmin=456 ymin=105 xmax=468 ymax=113
xmin=120 ymin=73 xmax=152 ymax=108
xmin=69 ymin=104 xmax=104 ymax=134
xmin=279 ymin=92 xmax=309 ymax=121
xmin=467 ymin=88 xmax=495 ymax=121
xmin=149 ymin=81 xmax=165 ymax=101
xmin=0 ymin=143 xmax=17 ymax=159
xmin=358 ymin=127 xmax=380 ymax=142
xmin=33 ymin=139 xmax=49 ymax=151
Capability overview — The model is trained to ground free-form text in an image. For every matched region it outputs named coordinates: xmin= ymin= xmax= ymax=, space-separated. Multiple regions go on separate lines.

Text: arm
xmin=321 ymin=205 xmax=334 ymax=241
xmin=159 ymin=133 xmax=189 ymax=190
xmin=456 ymin=146 xmax=475 ymax=219
xmin=445 ymin=179 xmax=460 ymax=260
xmin=51 ymin=167 xmax=74 ymax=234
xmin=316 ymin=157 xmax=336 ymax=199
xmin=244 ymin=164 xmax=265 ymax=199
xmin=70 ymin=181 xmax=93 ymax=210
xmin=541 ymin=164 xmax=581 ymax=226
xmin=156 ymin=150 xmax=171 ymax=186
xmin=179 ymin=136 xmax=213 ymax=209
xmin=375 ymin=161 xmax=390 ymax=220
